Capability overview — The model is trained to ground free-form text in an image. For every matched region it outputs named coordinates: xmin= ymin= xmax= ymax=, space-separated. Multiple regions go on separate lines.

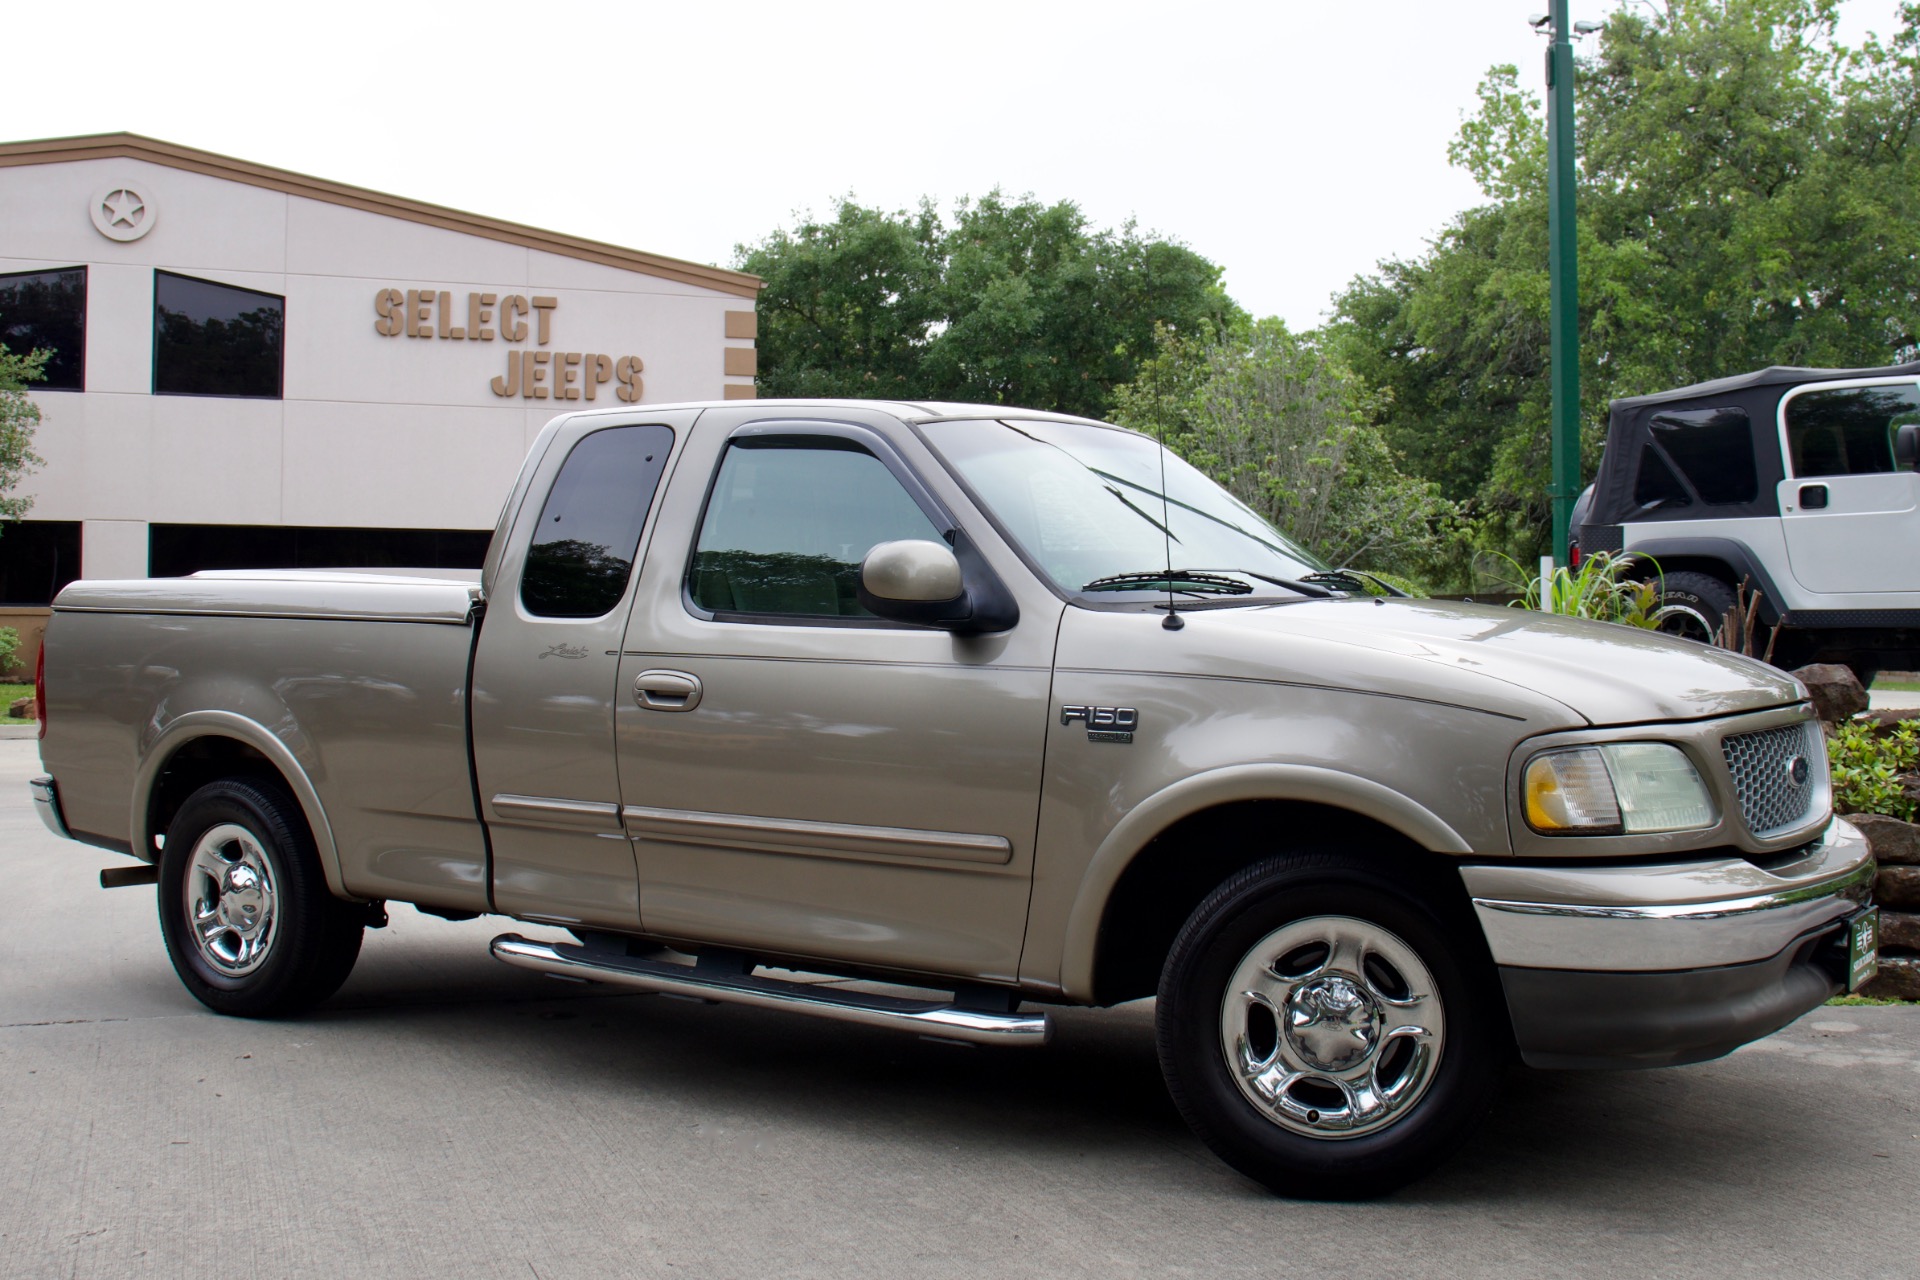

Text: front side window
xmin=154 ymin=271 xmax=284 ymax=398
xmin=1786 ymin=383 xmax=1920 ymax=478
xmin=917 ymin=419 xmax=1326 ymax=598
xmin=689 ymin=439 xmax=943 ymax=618
xmin=521 ymin=425 xmax=674 ymax=618
xmin=0 ymin=267 xmax=86 ymax=390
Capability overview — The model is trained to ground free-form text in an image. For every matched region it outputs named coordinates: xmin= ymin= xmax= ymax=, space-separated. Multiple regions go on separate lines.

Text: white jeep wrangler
xmin=1572 ymin=360 xmax=1920 ymax=684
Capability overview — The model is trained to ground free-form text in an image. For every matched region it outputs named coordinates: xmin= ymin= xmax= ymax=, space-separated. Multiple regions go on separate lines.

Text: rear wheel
xmin=158 ymin=778 xmax=364 ymax=1017
xmin=1654 ymin=571 xmax=1736 ymax=646
xmin=1155 ymin=853 xmax=1502 ymax=1199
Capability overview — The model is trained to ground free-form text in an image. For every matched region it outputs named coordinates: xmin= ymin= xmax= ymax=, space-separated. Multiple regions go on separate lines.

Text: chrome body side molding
xmin=620 ymin=804 xmax=1013 ymax=866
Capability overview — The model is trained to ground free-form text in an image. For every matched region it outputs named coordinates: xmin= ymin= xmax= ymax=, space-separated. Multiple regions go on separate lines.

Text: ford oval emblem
xmin=1786 ymin=755 xmax=1810 ymax=786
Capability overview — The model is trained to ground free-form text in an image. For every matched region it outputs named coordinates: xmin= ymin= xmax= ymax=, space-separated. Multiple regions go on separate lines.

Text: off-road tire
xmin=1155 ymin=853 xmax=1502 ymax=1199
xmin=1655 ymin=571 xmax=1737 ymax=646
xmin=158 ymin=778 xmax=364 ymax=1017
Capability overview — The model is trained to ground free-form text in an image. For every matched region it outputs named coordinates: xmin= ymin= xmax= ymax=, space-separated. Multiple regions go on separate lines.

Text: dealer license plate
xmin=1848 ymin=907 xmax=1880 ymax=992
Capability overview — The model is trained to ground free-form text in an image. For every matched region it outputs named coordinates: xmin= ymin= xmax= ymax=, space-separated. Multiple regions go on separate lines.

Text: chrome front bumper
xmin=1462 ymin=819 xmax=1874 ymax=1068
xmin=1463 ymin=817 xmax=1872 ymax=973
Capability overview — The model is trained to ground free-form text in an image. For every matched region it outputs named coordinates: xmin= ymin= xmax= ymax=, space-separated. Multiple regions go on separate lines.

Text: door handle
xmin=633 ymin=669 xmax=702 ymax=712
xmin=1799 ymin=484 xmax=1830 ymax=510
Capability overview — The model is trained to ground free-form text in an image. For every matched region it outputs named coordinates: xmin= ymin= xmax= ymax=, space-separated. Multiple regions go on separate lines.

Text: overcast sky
xmin=10 ymin=0 xmax=1909 ymax=329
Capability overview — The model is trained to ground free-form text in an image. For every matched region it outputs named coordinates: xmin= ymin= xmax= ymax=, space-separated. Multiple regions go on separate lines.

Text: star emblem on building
xmin=102 ymin=189 xmax=145 ymax=227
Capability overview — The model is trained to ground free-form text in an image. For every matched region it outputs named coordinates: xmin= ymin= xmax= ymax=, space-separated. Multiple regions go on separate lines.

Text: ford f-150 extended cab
xmin=32 ymin=400 xmax=1880 ymax=1197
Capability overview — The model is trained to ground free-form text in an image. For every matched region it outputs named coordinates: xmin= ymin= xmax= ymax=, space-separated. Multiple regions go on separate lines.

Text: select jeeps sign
xmin=372 ymin=288 xmax=645 ymax=402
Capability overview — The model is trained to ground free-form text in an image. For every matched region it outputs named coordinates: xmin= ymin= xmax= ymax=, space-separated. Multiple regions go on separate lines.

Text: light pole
xmin=1533 ymin=4 xmax=1599 ymax=568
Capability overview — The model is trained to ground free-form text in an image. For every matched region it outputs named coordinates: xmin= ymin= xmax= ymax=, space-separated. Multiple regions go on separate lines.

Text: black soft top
xmin=1585 ymin=359 xmax=1920 ymax=527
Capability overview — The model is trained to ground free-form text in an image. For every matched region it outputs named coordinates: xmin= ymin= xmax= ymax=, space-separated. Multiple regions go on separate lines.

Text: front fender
xmin=133 ymin=709 xmax=349 ymax=899
xmin=1054 ymin=763 xmax=1471 ymax=1000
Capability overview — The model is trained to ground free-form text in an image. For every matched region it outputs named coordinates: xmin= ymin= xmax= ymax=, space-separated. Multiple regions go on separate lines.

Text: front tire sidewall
xmin=158 ymin=779 xmax=359 ymax=1017
xmin=1157 ymin=859 xmax=1499 ymax=1199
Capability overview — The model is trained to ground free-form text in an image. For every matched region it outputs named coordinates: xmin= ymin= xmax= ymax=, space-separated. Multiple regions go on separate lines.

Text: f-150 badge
xmin=1061 ymin=705 xmax=1138 ymax=743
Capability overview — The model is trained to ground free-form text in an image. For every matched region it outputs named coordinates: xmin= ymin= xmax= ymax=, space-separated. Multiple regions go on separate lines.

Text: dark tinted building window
xmin=1650 ymin=408 xmax=1757 ymax=505
xmin=0 ymin=521 xmax=82 ymax=605
xmin=689 ymin=440 xmax=942 ymax=618
xmin=0 ymin=268 xmax=86 ymax=391
xmin=149 ymin=525 xmax=491 ymax=577
xmin=1786 ymin=384 xmax=1920 ymax=477
xmin=520 ymin=425 xmax=674 ymax=618
xmin=153 ymin=271 xmax=284 ymax=398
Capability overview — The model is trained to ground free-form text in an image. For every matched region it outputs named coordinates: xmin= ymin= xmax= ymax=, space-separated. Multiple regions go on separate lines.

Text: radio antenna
xmin=1158 ymin=421 xmax=1182 ymax=631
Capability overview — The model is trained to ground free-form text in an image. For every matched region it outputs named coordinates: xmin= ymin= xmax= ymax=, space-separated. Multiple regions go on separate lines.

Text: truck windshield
xmin=918 ymin=419 xmax=1328 ymax=597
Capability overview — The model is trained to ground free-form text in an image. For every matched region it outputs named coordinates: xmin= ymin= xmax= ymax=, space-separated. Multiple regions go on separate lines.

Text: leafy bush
xmin=1830 ymin=719 xmax=1919 ymax=823
xmin=1509 ymin=552 xmax=1660 ymax=628
xmin=0 ymin=627 xmax=18 ymax=675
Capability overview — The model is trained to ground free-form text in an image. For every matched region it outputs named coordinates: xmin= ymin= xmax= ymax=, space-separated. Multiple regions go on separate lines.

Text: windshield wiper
xmin=1300 ymin=569 xmax=1409 ymax=597
xmin=1182 ymin=567 xmax=1337 ymax=598
xmin=1081 ymin=570 xmax=1253 ymax=596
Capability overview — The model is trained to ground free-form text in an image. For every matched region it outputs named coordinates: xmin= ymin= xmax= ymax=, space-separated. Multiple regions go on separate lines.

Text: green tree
xmin=0 ymin=342 xmax=46 ymax=522
xmin=737 ymin=192 xmax=1241 ymax=419
xmin=1331 ymin=0 xmax=1920 ymax=576
xmin=1111 ymin=320 xmax=1460 ymax=574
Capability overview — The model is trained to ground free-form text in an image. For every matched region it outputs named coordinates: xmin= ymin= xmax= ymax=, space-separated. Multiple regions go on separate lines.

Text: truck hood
xmin=1206 ymin=597 xmax=1806 ymax=726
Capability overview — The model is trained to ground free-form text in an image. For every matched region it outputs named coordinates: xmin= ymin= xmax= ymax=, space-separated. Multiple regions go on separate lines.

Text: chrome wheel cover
xmin=1655 ymin=602 xmax=1717 ymax=644
xmin=1218 ymin=915 xmax=1444 ymax=1140
xmin=184 ymin=823 xmax=279 ymax=976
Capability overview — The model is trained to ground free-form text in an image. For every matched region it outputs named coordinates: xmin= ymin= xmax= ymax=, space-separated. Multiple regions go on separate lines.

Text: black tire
xmin=1155 ymin=853 xmax=1502 ymax=1199
xmin=158 ymin=778 xmax=364 ymax=1017
xmin=1655 ymin=571 xmax=1736 ymax=646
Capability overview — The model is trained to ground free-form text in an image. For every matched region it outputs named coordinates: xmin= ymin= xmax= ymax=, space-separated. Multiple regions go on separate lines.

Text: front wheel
xmin=1155 ymin=854 xmax=1502 ymax=1199
xmin=158 ymin=778 xmax=365 ymax=1017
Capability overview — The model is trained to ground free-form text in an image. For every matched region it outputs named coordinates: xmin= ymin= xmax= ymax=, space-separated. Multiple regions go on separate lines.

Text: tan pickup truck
xmin=32 ymin=400 xmax=1878 ymax=1197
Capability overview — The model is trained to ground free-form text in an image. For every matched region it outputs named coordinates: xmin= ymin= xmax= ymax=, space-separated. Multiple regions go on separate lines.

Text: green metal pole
xmin=1547 ymin=0 xmax=1581 ymax=567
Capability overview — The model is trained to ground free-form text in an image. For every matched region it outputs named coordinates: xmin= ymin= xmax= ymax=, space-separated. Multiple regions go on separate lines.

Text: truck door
xmin=1777 ymin=379 xmax=1920 ymax=596
xmin=611 ymin=416 xmax=1060 ymax=983
xmin=472 ymin=416 xmax=689 ymax=930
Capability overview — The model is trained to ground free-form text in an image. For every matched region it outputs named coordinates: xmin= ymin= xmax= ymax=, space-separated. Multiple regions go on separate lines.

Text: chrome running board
xmin=489 ymin=934 xmax=1051 ymax=1047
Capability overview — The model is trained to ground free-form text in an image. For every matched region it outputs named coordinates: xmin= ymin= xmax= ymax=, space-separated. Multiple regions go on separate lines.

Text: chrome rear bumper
xmin=30 ymin=775 xmax=70 ymax=841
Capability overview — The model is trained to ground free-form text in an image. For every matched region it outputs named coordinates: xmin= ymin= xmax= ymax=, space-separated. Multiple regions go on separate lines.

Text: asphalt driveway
xmin=2 ymin=737 xmax=1916 ymax=1280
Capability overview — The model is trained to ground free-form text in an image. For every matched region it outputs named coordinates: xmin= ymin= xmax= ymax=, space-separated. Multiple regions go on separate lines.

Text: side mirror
xmin=1897 ymin=423 xmax=1920 ymax=471
xmin=857 ymin=539 xmax=1016 ymax=633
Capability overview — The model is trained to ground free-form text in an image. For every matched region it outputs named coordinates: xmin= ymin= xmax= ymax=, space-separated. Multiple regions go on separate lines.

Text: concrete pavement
xmin=4 ymin=737 xmax=1919 ymax=1279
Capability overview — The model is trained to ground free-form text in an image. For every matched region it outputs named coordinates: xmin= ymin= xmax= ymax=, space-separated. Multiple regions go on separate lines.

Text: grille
xmin=1722 ymin=721 xmax=1822 ymax=836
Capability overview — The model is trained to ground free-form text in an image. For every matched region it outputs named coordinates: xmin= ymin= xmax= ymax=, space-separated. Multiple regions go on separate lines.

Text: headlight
xmin=1523 ymin=743 xmax=1716 ymax=835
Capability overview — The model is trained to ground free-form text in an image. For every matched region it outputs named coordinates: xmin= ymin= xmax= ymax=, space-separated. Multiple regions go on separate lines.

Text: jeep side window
xmin=1786 ymin=384 xmax=1920 ymax=477
xmin=520 ymin=424 xmax=674 ymax=618
xmin=1649 ymin=408 xmax=1757 ymax=505
xmin=1632 ymin=445 xmax=1692 ymax=513
xmin=689 ymin=439 xmax=943 ymax=619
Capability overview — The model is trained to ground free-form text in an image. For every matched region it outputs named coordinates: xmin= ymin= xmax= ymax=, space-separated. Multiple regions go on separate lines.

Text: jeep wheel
xmin=158 ymin=778 xmax=365 ymax=1017
xmin=1155 ymin=854 xmax=1501 ymax=1199
xmin=1655 ymin=571 xmax=1736 ymax=646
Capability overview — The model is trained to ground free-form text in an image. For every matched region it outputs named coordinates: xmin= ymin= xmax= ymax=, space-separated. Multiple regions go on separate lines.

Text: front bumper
xmin=1462 ymin=818 xmax=1874 ymax=1069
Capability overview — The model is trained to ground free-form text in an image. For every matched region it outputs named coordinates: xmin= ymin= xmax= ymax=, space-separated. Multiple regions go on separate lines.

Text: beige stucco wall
xmin=0 ymin=156 xmax=757 ymax=578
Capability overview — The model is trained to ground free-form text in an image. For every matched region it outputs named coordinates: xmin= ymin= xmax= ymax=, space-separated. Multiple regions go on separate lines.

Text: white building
xmin=0 ymin=132 xmax=760 ymax=662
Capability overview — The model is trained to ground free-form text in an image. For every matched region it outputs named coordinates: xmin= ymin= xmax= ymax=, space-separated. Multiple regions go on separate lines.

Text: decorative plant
xmin=1830 ymin=718 xmax=1919 ymax=823
xmin=1512 ymin=553 xmax=1660 ymax=628
xmin=0 ymin=626 xmax=18 ymax=677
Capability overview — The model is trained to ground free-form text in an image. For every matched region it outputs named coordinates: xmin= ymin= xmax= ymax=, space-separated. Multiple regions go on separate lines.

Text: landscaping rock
xmin=1879 ymin=910 xmax=1920 ymax=953
xmin=1847 ymin=814 xmax=1920 ymax=864
xmin=7 ymin=696 xmax=32 ymax=719
xmin=1875 ymin=865 xmax=1920 ymax=911
xmin=1859 ymin=955 xmax=1920 ymax=1001
xmin=1793 ymin=663 xmax=1869 ymax=722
